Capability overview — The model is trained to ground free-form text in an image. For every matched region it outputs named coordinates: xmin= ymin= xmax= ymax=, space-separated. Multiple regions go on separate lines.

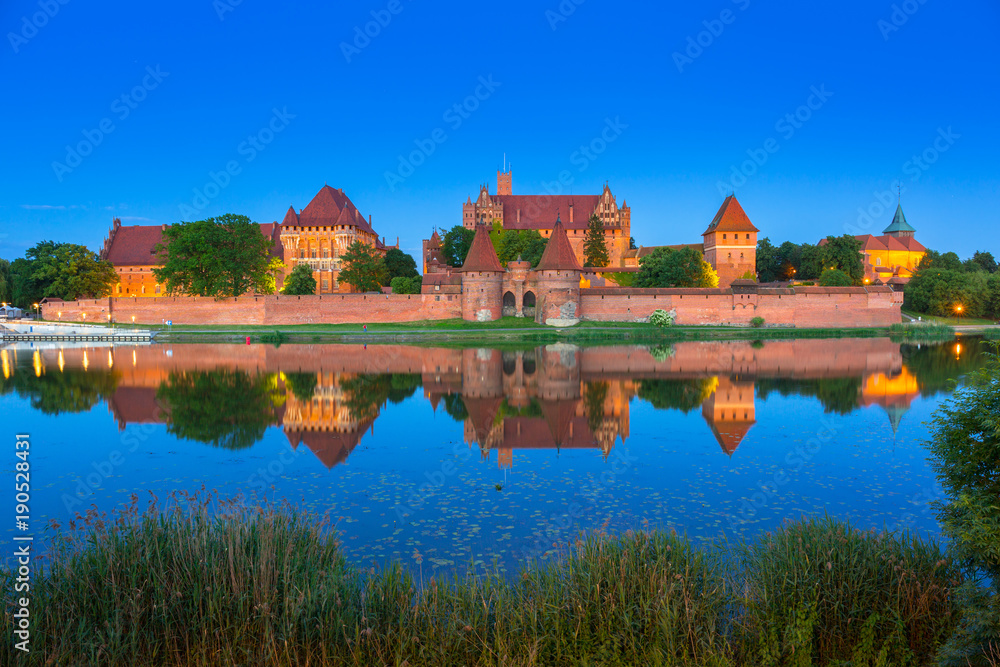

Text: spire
xmin=883 ymin=204 xmax=916 ymax=235
xmin=459 ymin=223 xmax=503 ymax=272
xmin=536 ymin=216 xmax=583 ymax=272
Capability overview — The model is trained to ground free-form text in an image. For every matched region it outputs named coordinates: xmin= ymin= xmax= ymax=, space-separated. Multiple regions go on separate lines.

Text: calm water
xmin=0 ymin=337 xmax=987 ymax=576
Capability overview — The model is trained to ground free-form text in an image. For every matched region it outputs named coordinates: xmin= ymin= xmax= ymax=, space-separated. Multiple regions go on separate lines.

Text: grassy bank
xmin=106 ymin=317 xmax=926 ymax=345
xmin=1 ymin=496 xmax=964 ymax=666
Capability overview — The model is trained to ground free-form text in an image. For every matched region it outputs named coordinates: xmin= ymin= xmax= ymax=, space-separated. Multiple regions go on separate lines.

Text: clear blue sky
xmin=1 ymin=0 xmax=997 ymax=263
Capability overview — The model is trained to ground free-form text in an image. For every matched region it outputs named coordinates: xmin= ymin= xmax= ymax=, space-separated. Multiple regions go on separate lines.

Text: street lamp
xmin=32 ymin=303 xmax=39 ymax=320
xmin=955 ymin=304 xmax=963 ymax=324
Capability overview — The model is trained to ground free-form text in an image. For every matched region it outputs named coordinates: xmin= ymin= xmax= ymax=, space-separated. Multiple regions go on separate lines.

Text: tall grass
xmin=889 ymin=322 xmax=956 ymax=340
xmin=1 ymin=498 xmax=963 ymax=666
xmin=734 ymin=516 xmax=962 ymax=666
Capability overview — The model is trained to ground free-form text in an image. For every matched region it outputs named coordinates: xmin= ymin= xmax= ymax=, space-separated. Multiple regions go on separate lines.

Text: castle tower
xmin=883 ymin=203 xmax=916 ymax=240
xmin=703 ymin=195 xmax=759 ymax=289
xmin=534 ymin=216 xmax=583 ymax=326
xmin=459 ymin=224 xmax=505 ymax=322
xmin=497 ymin=168 xmax=512 ymax=195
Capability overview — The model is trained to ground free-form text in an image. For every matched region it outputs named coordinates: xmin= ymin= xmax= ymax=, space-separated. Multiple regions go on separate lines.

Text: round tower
xmin=460 ymin=224 xmax=505 ymax=322
xmin=533 ymin=217 xmax=583 ymax=326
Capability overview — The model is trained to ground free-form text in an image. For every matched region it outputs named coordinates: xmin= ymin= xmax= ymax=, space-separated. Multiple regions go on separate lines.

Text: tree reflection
xmin=283 ymin=372 xmax=317 ymax=402
xmin=157 ymin=370 xmax=282 ymax=449
xmin=755 ymin=377 xmax=863 ymax=415
xmin=637 ymin=378 xmax=716 ymax=414
xmin=0 ymin=367 xmax=119 ymax=415
xmin=901 ymin=338 xmax=987 ymax=397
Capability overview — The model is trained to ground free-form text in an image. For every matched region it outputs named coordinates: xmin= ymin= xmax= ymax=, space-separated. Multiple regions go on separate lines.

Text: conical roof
xmin=281 ymin=206 xmax=299 ymax=226
xmin=535 ymin=216 xmax=582 ymax=272
xmin=703 ymin=195 xmax=759 ymax=235
xmin=883 ymin=204 xmax=916 ymax=234
xmin=460 ymin=224 xmax=503 ymax=272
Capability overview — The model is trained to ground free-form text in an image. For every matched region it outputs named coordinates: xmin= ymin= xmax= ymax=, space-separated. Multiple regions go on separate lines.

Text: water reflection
xmin=0 ymin=337 xmax=987 ymax=468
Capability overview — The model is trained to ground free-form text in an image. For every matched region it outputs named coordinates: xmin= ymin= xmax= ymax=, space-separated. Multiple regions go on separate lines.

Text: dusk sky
xmin=2 ymin=0 xmax=998 ymax=264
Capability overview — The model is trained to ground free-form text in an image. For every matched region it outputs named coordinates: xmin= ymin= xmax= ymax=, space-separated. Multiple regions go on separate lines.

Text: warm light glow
xmin=57 ymin=311 xmax=62 ymax=319
xmin=955 ymin=343 xmax=962 ymax=357
xmin=955 ymin=305 xmax=963 ymax=313
xmin=132 ymin=349 xmax=137 ymax=366
xmin=1 ymin=350 xmax=10 ymax=380
xmin=108 ymin=350 xmax=114 ymax=368
xmin=131 ymin=315 xmax=136 ymax=323
xmin=57 ymin=349 xmax=65 ymax=373
xmin=82 ymin=350 xmax=89 ymax=371
xmin=32 ymin=350 xmax=42 ymax=378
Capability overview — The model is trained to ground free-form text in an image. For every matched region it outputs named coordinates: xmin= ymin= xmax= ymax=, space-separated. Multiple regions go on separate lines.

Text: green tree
xmin=629 ymin=237 xmax=637 ymax=250
xmin=338 ymin=241 xmax=387 ymax=293
xmin=636 ymin=247 xmax=719 ymax=288
xmin=0 ymin=258 xmax=10 ymax=304
xmin=282 ymin=263 xmax=317 ymax=295
xmin=583 ymin=381 xmax=609 ymax=435
xmin=0 ymin=366 xmax=119 ymax=415
xmin=9 ymin=241 xmax=118 ymax=307
xmin=384 ymin=248 xmax=419 ymax=281
xmin=154 ymin=215 xmax=278 ymax=297
xmin=819 ymin=268 xmax=853 ymax=287
xmin=583 ymin=214 xmax=609 ymax=268
xmin=756 ymin=238 xmax=780 ymax=283
xmin=927 ymin=349 xmax=1000 ymax=665
xmin=799 ymin=243 xmax=825 ymax=280
xmin=637 ymin=378 xmax=716 ymax=413
xmin=157 ymin=370 xmax=282 ymax=450
xmin=495 ymin=229 xmax=547 ymax=267
xmin=390 ymin=276 xmax=421 ymax=294
xmin=820 ymin=235 xmax=864 ymax=285
xmin=904 ymin=266 xmax=984 ymax=318
xmin=442 ymin=225 xmax=476 ymax=267
xmin=970 ymin=250 xmax=997 ymax=274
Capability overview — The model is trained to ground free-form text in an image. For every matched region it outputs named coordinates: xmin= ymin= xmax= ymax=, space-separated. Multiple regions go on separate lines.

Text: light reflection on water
xmin=0 ymin=337 xmax=986 ymax=576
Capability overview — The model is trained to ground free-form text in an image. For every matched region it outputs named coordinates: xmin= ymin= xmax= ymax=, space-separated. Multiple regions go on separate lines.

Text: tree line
xmin=756 ymin=235 xmax=866 ymax=286
xmin=0 ymin=214 xmax=424 ymax=306
xmin=903 ymin=250 xmax=999 ymax=319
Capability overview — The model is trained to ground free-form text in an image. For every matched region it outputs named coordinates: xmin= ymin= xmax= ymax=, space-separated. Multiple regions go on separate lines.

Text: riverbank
xmin=1 ymin=496 xmax=960 ymax=666
xmin=88 ymin=317 xmax=986 ymax=345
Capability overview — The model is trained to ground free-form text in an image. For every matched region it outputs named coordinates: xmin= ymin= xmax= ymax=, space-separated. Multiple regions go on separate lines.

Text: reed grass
xmin=889 ymin=322 xmax=956 ymax=340
xmin=0 ymin=497 xmax=963 ymax=666
xmin=734 ymin=516 xmax=962 ymax=666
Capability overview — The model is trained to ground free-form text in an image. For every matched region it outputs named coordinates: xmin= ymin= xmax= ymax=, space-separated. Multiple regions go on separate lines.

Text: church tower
xmin=882 ymin=203 xmax=916 ymax=240
xmin=497 ymin=168 xmax=512 ymax=195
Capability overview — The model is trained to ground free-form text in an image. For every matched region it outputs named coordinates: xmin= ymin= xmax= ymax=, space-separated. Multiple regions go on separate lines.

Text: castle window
xmin=876 ymin=257 xmax=882 ymax=266
xmin=322 ymin=279 xmax=329 ymax=289
xmin=116 ymin=284 xmax=122 ymax=294
xmin=299 ymin=249 xmax=305 ymax=259
xmin=141 ymin=286 xmax=146 ymax=294
xmin=746 ymin=234 xmax=751 ymax=239
xmin=155 ymin=284 xmax=161 ymax=294
xmin=723 ymin=234 xmax=727 ymax=239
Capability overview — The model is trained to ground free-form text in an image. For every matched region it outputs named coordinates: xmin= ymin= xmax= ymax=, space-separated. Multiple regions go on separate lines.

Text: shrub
xmin=738 ymin=269 xmax=758 ymax=282
xmin=649 ymin=308 xmax=676 ymax=327
xmin=928 ymin=347 xmax=1000 ymax=665
xmin=390 ymin=276 xmax=422 ymax=294
xmin=606 ymin=271 xmax=637 ymax=287
xmin=750 ymin=316 xmax=765 ymax=328
xmin=735 ymin=516 xmax=961 ymax=666
xmin=819 ymin=268 xmax=853 ymax=287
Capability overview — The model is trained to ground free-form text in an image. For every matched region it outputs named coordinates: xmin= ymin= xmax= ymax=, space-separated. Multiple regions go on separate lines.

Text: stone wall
xmin=41 ymin=293 xmax=462 ymax=326
xmin=40 ymin=285 xmax=902 ymax=329
xmin=580 ymin=286 xmax=902 ymax=328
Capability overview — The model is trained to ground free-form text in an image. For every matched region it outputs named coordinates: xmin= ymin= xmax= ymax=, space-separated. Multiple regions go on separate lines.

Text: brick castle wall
xmin=41 ymin=286 xmax=901 ymax=328
xmin=579 ymin=287 xmax=902 ymax=328
xmin=42 ymin=294 xmax=462 ymax=326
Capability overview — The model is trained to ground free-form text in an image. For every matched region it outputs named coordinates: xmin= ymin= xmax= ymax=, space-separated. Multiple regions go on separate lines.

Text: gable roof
xmin=883 ymin=204 xmax=916 ymax=234
xmin=460 ymin=224 xmax=504 ymax=272
xmin=102 ymin=223 xmax=165 ymax=266
xmin=535 ymin=217 xmax=583 ymax=272
xmin=495 ymin=194 xmax=603 ymax=230
xmin=703 ymin=195 xmax=759 ymax=235
xmin=296 ymin=185 xmax=375 ymax=235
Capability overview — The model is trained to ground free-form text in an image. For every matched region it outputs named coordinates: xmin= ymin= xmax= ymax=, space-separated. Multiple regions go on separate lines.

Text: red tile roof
xmin=296 ymin=185 xmax=375 ymax=235
xmin=496 ymin=194 xmax=602 ymax=230
xmin=703 ymin=195 xmax=759 ymax=235
xmin=102 ymin=224 xmax=166 ymax=266
xmin=535 ymin=218 xmax=582 ymax=272
xmin=102 ymin=221 xmax=283 ymax=266
xmin=285 ymin=421 xmax=372 ymax=469
xmin=460 ymin=224 xmax=504 ymax=272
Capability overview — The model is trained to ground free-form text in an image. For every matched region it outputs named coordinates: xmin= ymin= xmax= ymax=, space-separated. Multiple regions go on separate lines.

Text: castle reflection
xmin=0 ymin=337 xmax=972 ymax=469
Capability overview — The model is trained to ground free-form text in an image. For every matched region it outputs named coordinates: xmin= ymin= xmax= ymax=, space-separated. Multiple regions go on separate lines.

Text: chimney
xmin=569 ymin=203 xmax=573 ymax=224
xmin=517 ymin=209 xmax=521 ymax=224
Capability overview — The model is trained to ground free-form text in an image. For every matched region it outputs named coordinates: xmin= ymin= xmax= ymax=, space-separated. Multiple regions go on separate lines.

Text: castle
xmin=99 ymin=185 xmax=397 ymax=296
xmin=822 ymin=203 xmax=926 ymax=286
xmin=462 ymin=169 xmax=632 ymax=268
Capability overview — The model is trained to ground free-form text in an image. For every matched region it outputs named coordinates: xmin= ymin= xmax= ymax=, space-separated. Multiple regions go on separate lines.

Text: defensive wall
xmin=40 ymin=284 xmax=902 ymax=329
